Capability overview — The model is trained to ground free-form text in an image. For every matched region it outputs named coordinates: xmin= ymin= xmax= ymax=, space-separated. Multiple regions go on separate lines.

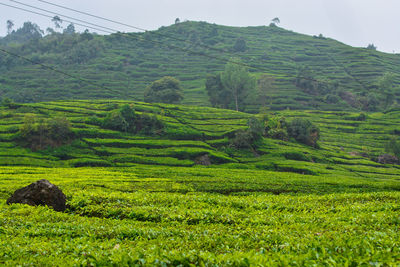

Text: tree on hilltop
xmin=271 ymin=17 xmax=280 ymax=26
xmin=52 ymin=16 xmax=63 ymax=30
xmin=6 ymin=20 xmax=14 ymax=34
xmin=367 ymin=44 xmax=377 ymax=50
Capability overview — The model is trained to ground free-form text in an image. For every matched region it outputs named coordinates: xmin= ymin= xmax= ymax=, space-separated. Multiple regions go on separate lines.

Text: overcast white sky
xmin=0 ymin=0 xmax=399 ymax=53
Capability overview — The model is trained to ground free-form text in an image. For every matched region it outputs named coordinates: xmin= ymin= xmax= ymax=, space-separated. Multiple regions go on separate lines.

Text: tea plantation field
xmin=0 ymin=166 xmax=399 ymax=266
xmin=0 ymin=101 xmax=400 ymax=265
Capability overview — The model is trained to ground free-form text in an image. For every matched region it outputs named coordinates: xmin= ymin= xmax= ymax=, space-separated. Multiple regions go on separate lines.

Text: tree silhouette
xmin=271 ymin=17 xmax=280 ymax=25
xmin=6 ymin=20 xmax=14 ymax=34
xmin=52 ymin=16 xmax=63 ymax=30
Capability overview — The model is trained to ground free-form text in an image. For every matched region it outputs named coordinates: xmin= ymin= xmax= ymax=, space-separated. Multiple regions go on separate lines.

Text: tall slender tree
xmin=51 ymin=16 xmax=63 ymax=30
xmin=6 ymin=20 xmax=14 ymax=34
xmin=220 ymin=59 xmax=256 ymax=111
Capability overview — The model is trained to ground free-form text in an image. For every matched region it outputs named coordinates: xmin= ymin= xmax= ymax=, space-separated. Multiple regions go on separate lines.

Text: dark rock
xmin=377 ymin=154 xmax=399 ymax=165
xmin=195 ymin=154 xmax=211 ymax=166
xmin=6 ymin=179 xmax=66 ymax=211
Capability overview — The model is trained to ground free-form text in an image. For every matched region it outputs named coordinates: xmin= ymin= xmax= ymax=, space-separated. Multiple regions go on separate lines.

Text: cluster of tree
xmin=366 ymin=44 xmax=377 ymax=50
xmin=263 ymin=116 xmax=320 ymax=147
xmin=1 ymin=21 xmax=44 ymax=44
xmin=230 ymin=115 xmax=320 ymax=150
xmin=341 ymin=72 xmax=398 ymax=111
xmin=144 ymin=76 xmax=184 ymax=104
xmin=206 ymin=59 xmax=256 ymax=111
xmin=16 ymin=116 xmax=74 ymax=151
xmin=101 ymin=104 xmax=163 ymax=135
xmin=295 ymin=66 xmax=400 ymax=111
xmin=3 ymin=17 xmax=76 ymax=41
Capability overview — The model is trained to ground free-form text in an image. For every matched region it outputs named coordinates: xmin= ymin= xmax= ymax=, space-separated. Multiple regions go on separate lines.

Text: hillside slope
xmin=1 ymin=100 xmax=400 ymax=182
xmin=1 ymin=21 xmax=400 ymax=112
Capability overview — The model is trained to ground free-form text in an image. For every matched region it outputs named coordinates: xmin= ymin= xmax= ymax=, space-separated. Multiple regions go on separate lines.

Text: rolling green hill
xmin=1 ymin=21 xmax=400 ymax=112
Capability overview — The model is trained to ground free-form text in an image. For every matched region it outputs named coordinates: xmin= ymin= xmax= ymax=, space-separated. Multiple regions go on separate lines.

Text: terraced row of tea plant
xmin=0 ymin=166 xmax=399 ymax=266
xmin=1 ymin=100 xmax=400 ymax=180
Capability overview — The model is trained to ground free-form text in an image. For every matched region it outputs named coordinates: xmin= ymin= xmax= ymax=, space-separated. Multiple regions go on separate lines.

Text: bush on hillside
xmin=230 ymin=117 xmax=264 ymax=149
xmin=233 ymin=38 xmax=247 ymax=52
xmin=144 ymin=76 xmax=184 ymax=104
xmin=264 ymin=116 xmax=288 ymax=141
xmin=16 ymin=115 xmax=74 ymax=150
xmin=102 ymin=104 xmax=163 ymax=135
xmin=286 ymin=118 xmax=320 ymax=148
xmin=385 ymin=137 xmax=400 ymax=159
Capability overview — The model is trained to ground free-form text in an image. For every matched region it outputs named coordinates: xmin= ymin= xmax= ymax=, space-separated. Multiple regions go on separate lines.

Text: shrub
xmin=325 ymin=94 xmax=340 ymax=104
xmin=102 ymin=104 xmax=163 ymax=135
xmin=230 ymin=118 xmax=264 ymax=149
xmin=16 ymin=115 xmax=74 ymax=150
xmin=233 ymin=38 xmax=247 ymax=52
xmin=144 ymin=76 xmax=184 ymax=104
xmin=286 ymin=118 xmax=320 ymax=147
xmin=103 ymin=110 xmax=129 ymax=132
xmin=385 ymin=137 xmax=400 ymax=158
xmin=230 ymin=129 xmax=254 ymax=149
xmin=264 ymin=116 xmax=288 ymax=140
xmin=283 ymin=152 xmax=311 ymax=162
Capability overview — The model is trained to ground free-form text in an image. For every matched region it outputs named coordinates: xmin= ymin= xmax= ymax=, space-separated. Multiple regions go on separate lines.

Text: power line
xmin=2 ymin=0 xmax=332 ymax=86
xmin=10 ymin=0 xmax=117 ymax=34
xmin=0 ymin=2 xmax=113 ymax=34
xmin=0 ymin=47 xmax=119 ymax=95
xmin=33 ymin=0 xmax=334 ymax=86
xmin=4 ymin=1 xmax=261 ymax=72
xmin=37 ymin=0 xmax=231 ymax=55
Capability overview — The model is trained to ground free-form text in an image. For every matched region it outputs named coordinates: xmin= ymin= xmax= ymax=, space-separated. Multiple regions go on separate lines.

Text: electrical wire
xmin=32 ymin=0 xmax=334 ymax=85
xmin=3 ymin=1 xmax=266 ymax=73
xmin=0 ymin=47 xmax=119 ymax=95
xmin=37 ymin=0 xmax=231 ymax=55
xmin=1 ymin=0 xmax=331 ymax=86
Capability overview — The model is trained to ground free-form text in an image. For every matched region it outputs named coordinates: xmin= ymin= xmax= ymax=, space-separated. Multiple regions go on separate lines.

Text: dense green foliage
xmin=207 ymin=59 xmax=256 ymax=111
xmin=16 ymin=116 xmax=73 ymax=150
xmin=102 ymin=104 xmax=163 ymax=135
xmin=286 ymin=118 xmax=320 ymax=147
xmin=144 ymin=76 xmax=184 ymax=104
xmin=1 ymin=21 xmax=400 ymax=112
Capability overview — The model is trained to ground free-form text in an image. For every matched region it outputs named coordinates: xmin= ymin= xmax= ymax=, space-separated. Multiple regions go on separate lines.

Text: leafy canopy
xmin=144 ymin=76 xmax=184 ymax=104
xmin=219 ymin=59 xmax=256 ymax=111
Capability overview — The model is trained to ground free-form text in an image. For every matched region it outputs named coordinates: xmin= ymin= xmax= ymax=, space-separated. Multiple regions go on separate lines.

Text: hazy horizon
xmin=0 ymin=0 xmax=399 ymax=54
